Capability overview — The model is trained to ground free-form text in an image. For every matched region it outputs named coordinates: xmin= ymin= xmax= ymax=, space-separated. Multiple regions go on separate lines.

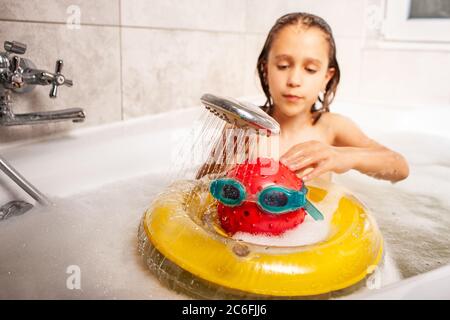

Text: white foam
xmin=0 ymin=173 xmax=186 ymax=299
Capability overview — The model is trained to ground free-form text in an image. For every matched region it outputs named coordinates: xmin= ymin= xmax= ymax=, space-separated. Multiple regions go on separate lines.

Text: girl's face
xmin=266 ymin=25 xmax=335 ymax=118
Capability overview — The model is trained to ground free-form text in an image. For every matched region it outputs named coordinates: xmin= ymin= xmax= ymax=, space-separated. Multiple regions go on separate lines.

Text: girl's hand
xmin=280 ymin=140 xmax=353 ymax=181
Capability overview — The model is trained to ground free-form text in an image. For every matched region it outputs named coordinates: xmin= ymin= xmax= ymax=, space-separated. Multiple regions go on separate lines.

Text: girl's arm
xmin=281 ymin=113 xmax=409 ymax=183
xmin=331 ymin=114 xmax=409 ymax=182
xmin=334 ymin=145 xmax=409 ymax=182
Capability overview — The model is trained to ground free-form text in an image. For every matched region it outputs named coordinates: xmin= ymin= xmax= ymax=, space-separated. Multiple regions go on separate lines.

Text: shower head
xmin=200 ymin=93 xmax=280 ymax=135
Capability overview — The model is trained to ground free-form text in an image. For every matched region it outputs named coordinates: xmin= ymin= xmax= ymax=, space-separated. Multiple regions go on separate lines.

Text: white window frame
xmin=383 ymin=0 xmax=450 ymax=42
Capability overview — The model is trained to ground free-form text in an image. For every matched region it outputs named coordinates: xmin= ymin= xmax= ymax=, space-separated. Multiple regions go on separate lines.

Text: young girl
xmin=198 ymin=12 xmax=409 ymax=183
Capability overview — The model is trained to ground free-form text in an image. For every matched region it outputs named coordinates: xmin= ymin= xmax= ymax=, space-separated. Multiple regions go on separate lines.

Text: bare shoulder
xmin=319 ymin=111 xmax=354 ymax=127
xmin=319 ymin=112 xmax=377 ymax=147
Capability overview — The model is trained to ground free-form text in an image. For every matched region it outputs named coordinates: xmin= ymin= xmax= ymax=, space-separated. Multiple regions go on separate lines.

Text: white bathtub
xmin=1 ymin=97 xmax=449 ymax=299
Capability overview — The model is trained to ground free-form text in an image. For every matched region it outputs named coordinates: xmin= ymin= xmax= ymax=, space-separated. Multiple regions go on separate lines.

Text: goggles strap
xmin=301 ymin=185 xmax=324 ymax=221
xmin=304 ymin=200 xmax=324 ymax=221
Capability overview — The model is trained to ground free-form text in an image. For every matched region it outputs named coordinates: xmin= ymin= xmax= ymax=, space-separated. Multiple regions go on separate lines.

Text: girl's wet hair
xmin=257 ymin=12 xmax=341 ymax=125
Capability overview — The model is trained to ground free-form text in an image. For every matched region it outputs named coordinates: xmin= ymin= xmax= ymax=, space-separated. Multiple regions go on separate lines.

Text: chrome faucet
xmin=0 ymin=40 xmax=86 ymax=125
xmin=0 ymin=40 xmax=85 ymax=219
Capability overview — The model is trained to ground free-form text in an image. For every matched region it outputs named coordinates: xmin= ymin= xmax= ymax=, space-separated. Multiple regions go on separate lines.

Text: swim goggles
xmin=209 ymin=178 xmax=324 ymax=221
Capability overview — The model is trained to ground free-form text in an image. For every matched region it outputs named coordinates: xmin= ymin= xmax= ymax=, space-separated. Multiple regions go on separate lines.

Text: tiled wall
xmin=1 ymin=0 xmax=449 ymax=144
xmin=360 ymin=0 xmax=450 ymax=108
xmin=0 ymin=0 xmax=122 ymax=143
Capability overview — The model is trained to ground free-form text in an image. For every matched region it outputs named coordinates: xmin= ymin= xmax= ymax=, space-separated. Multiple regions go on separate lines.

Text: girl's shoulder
xmin=318 ymin=111 xmax=353 ymax=126
xmin=318 ymin=111 xmax=361 ymax=133
xmin=317 ymin=112 xmax=370 ymax=147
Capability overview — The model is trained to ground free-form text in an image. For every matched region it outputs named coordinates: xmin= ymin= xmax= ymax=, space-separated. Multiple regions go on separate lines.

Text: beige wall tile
xmin=0 ymin=0 xmax=119 ymax=25
xmin=359 ymin=49 xmax=450 ymax=107
xmin=121 ymin=0 xmax=246 ymax=32
xmin=245 ymin=0 xmax=366 ymax=38
xmin=243 ymin=34 xmax=266 ymax=98
xmin=121 ymin=27 xmax=248 ymax=119
xmin=0 ymin=21 xmax=122 ymax=143
xmin=333 ymin=36 xmax=363 ymax=103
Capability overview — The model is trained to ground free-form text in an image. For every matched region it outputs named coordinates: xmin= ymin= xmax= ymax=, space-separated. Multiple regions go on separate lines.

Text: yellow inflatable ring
xmin=138 ymin=179 xmax=383 ymax=298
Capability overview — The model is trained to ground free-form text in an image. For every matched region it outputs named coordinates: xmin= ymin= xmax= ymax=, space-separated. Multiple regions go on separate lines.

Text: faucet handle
xmin=4 ymin=41 xmax=27 ymax=55
xmin=49 ymin=59 xmax=73 ymax=99
xmin=11 ymin=56 xmax=20 ymax=72
xmin=10 ymin=56 xmax=24 ymax=88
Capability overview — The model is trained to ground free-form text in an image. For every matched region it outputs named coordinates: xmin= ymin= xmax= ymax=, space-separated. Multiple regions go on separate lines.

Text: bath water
xmin=1 ymin=128 xmax=449 ymax=298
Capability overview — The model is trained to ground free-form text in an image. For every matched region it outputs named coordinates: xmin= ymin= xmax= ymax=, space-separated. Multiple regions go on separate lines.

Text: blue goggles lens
xmin=209 ymin=178 xmax=323 ymax=220
xmin=209 ymin=178 xmax=245 ymax=206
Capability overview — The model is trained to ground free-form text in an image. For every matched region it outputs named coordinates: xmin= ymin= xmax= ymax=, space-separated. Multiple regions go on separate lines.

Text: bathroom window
xmin=383 ymin=0 xmax=450 ymax=42
xmin=409 ymin=0 xmax=450 ymax=18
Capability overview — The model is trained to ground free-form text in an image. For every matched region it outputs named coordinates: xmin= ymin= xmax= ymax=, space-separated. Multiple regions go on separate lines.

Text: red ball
xmin=217 ymin=158 xmax=306 ymax=236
